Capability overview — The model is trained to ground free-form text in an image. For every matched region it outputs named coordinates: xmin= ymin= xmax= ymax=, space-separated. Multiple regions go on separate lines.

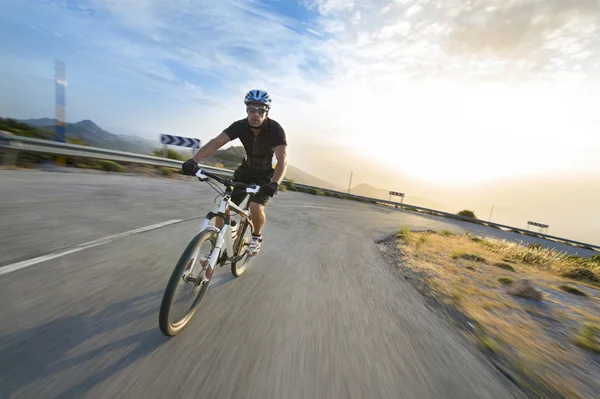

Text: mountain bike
xmin=158 ymin=168 xmax=261 ymax=337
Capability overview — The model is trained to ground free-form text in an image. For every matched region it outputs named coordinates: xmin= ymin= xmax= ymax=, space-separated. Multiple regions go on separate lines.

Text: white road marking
xmin=0 ymin=219 xmax=183 ymax=276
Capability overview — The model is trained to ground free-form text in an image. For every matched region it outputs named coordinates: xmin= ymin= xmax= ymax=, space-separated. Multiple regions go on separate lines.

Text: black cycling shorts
xmin=231 ymin=166 xmax=273 ymax=207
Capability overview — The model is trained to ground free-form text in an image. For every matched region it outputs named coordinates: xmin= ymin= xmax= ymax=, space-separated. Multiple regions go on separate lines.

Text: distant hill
xmin=18 ymin=118 xmax=158 ymax=155
xmin=202 ymin=146 xmax=342 ymax=190
xmin=284 ymin=165 xmax=343 ymax=190
xmin=203 ymin=146 xmax=246 ymax=169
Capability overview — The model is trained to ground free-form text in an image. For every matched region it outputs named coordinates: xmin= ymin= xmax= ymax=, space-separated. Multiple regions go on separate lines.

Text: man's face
xmin=246 ymin=102 xmax=268 ymax=128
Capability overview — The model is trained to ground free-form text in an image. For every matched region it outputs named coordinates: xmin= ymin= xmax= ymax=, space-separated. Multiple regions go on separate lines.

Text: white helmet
xmin=244 ymin=89 xmax=272 ymax=108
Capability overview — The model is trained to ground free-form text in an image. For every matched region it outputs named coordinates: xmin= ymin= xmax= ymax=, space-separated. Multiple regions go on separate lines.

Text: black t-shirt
xmin=223 ymin=117 xmax=287 ymax=172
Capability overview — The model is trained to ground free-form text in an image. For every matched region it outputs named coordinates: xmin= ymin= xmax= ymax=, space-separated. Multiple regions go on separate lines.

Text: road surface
xmin=0 ymin=169 xmax=557 ymax=398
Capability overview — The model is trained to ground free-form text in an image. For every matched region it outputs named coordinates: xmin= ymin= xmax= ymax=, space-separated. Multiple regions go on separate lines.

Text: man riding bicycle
xmin=181 ymin=89 xmax=288 ymax=257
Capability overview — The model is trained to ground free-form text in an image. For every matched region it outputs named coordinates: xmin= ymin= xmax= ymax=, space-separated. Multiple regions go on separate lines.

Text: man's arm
xmin=191 ymin=132 xmax=231 ymax=163
xmin=271 ymin=144 xmax=288 ymax=185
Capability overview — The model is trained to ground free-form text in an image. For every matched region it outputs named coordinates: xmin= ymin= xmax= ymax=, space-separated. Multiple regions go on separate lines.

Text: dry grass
xmin=466 ymin=233 xmax=600 ymax=278
xmin=395 ymin=230 xmax=600 ymax=398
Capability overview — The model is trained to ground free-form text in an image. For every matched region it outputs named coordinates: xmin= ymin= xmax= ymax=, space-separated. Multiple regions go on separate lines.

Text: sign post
xmin=389 ymin=191 xmax=405 ymax=204
xmin=527 ymin=221 xmax=549 ymax=234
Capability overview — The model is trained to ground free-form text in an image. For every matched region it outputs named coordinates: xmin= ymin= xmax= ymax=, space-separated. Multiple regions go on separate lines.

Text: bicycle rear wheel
xmin=231 ymin=219 xmax=253 ymax=277
xmin=159 ymin=229 xmax=218 ymax=336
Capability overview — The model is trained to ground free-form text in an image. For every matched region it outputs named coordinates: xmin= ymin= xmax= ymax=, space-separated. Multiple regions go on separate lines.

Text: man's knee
xmin=249 ymin=202 xmax=265 ymax=215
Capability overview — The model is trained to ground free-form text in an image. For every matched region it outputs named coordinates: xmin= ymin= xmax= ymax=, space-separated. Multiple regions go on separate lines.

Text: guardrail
xmin=2 ymin=131 xmax=599 ymax=252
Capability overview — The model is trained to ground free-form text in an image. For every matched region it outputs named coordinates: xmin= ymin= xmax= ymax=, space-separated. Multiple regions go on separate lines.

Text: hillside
xmin=284 ymin=165 xmax=342 ymax=190
xmin=18 ymin=118 xmax=158 ymax=155
xmin=202 ymin=146 xmax=342 ymax=190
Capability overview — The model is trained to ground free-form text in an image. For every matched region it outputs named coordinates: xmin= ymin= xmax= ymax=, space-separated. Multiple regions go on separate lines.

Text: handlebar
xmin=194 ymin=167 xmax=259 ymax=191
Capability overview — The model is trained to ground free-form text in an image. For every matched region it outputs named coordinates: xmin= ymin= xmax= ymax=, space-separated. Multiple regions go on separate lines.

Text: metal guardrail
xmin=2 ymin=131 xmax=599 ymax=252
xmin=0 ymin=131 xmax=233 ymax=175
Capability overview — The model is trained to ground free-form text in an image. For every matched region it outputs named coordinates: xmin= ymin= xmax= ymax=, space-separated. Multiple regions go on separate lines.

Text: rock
xmin=506 ymin=279 xmax=543 ymax=300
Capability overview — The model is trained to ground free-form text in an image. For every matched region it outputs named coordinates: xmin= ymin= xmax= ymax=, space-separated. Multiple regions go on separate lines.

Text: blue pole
xmin=55 ymin=59 xmax=66 ymax=143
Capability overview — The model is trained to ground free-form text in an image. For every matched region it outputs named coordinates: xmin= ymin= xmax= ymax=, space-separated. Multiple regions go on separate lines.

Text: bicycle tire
xmin=159 ymin=229 xmax=218 ymax=336
xmin=231 ymin=218 xmax=252 ymax=277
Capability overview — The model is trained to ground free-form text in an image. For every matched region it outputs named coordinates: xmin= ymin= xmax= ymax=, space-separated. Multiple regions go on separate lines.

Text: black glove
xmin=181 ymin=159 xmax=199 ymax=175
xmin=260 ymin=182 xmax=279 ymax=197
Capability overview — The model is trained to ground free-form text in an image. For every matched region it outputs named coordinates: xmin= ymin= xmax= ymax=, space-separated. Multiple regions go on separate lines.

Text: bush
xmin=458 ymin=209 xmax=477 ymax=218
xmin=284 ymin=179 xmax=297 ymax=191
xmin=396 ymin=226 xmax=412 ymax=241
xmin=152 ymin=148 xmax=188 ymax=161
xmin=159 ymin=167 xmax=177 ymax=176
xmin=100 ymin=160 xmax=125 ymax=173
xmin=495 ymin=262 xmax=516 ymax=272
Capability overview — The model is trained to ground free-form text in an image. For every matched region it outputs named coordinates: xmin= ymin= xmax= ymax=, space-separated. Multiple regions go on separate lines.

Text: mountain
xmin=284 ymin=165 xmax=343 ymax=190
xmin=204 ymin=146 xmax=246 ymax=169
xmin=18 ymin=118 xmax=158 ymax=155
xmin=202 ymin=146 xmax=342 ymax=190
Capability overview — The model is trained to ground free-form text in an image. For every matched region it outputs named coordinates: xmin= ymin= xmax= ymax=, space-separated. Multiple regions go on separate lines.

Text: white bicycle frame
xmin=183 ymin=169 xmax=261 ymax=280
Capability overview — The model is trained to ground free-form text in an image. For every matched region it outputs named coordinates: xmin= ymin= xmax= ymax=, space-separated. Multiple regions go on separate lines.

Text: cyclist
xmin=181 ymin=89 xmax=288 ymax=257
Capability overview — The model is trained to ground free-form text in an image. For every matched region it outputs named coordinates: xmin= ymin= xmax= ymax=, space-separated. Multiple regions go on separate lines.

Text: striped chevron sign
xmin=528 ymin=221 xmax=549 ymax=228
xmin=389 ymin=191 xmax=405 ymax=197
xmin=160 ymin=134 xmax=200 ymax=148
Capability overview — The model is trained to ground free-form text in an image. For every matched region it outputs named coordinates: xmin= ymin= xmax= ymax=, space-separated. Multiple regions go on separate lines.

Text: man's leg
xmin=248 ymin=196 xmax=269 ymax=256
xmin=250 ymin=202 xmax=266 ymax=235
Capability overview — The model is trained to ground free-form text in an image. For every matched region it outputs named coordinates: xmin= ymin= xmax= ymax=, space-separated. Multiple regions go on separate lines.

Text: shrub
xmin=561 ymin=268 xmax=599 ymax=283
xmin=461 ymin=253 xmax=487 ymax=262
xmin=100 ymin=160 xmax=125 ymax=173
xmin=558 ymin=285 xmax=587 ymax=296
xmin=495 ymin=262 xmax=516 ymax=272
xmin=284 ymin=179 xmax=297 ymax=191
xmin=159 ymin=167 xmax=177 ymax=176
xmin=397 ymin=226 xmax=412 ymax=241
xmin=458 ymin=209 xmax=477 ymax=218
xmin=152 ymin=148 xmax=188 ymax=161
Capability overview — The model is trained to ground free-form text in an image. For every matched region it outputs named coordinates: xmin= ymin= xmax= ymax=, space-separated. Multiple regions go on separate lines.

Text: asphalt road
xmin=1 ymin=169 xmax=580 ymax=398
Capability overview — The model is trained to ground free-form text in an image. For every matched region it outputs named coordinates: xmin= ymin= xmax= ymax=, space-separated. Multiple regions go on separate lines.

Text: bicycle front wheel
xmin=159 ymin=229 xmax=218 ymax=337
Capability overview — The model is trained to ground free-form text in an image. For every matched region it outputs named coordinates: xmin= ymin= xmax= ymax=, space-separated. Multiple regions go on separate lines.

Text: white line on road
xmin=0 ymin=219 xmax=183 ymax=276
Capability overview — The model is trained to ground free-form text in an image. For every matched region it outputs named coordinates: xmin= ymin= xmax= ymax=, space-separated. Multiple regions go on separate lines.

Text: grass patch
xmin=558 ymin=285 xmax=588 ymax=296
xmin=561 ymin=268 xmax=599 ymax=284
xmin=478 ymin=334 xmax=501 ymax=352
xmin=441 ymin=230 xmax=453 ymax=237
xmin=396 ymin=226 xmax=412 ymax=242
xmin=572 ymin=323 xmax=600 ymax=353
xmin=461 ymin=253 xmax=487 ymax=262
xmin=494 ymin=262 xmax=516 ymax=272
xmin=393 ymin=229 xmax=600 ymax=398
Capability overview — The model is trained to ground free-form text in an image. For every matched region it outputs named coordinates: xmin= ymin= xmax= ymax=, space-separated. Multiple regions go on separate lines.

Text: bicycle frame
xmin=184 ymin=170 xmax=260 ymax=280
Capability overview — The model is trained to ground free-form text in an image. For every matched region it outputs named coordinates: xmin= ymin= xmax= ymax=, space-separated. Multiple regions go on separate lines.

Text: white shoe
xmin=248 ymin=235 xmax=263 ymax=257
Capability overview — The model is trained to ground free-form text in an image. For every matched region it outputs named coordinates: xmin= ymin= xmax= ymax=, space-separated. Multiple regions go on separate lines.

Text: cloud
xmin=2 ymin=0 xmax=600 ymax=170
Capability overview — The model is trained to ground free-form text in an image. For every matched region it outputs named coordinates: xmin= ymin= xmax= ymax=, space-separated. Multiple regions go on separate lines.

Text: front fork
xmin=183 ymin=215 xmax=234 ymax=282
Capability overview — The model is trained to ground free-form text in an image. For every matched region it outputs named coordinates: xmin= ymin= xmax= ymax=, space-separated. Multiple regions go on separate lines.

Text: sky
xmin=1 ymin=0 xmax=600 ymax=244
